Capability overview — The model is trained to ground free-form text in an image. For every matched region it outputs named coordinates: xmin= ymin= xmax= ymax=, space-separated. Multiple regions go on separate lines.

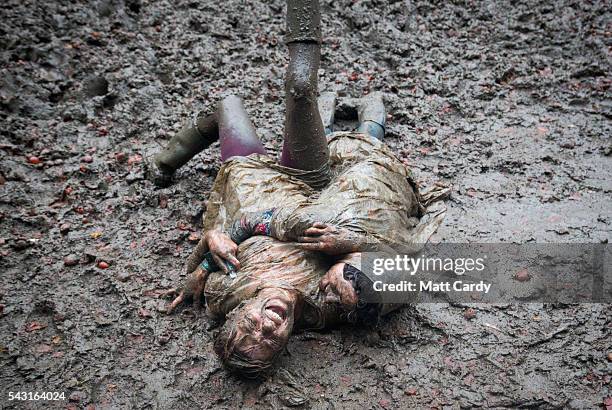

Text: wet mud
xmin=0 ymin=0 xmax=610 ymax=408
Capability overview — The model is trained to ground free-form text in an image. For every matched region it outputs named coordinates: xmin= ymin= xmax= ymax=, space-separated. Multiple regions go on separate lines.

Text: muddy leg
xmin=281 ymin=43 xmax=328 ymax=170
xmin=280 ymin=0 xmax=330 ymax=189
xmin=356 ymin=91 xmax=386 ymax=141
xmin=217 ymin=95 xmax=266 ymax=161
xmin=149 ymin=113 xmax=218 ymax=187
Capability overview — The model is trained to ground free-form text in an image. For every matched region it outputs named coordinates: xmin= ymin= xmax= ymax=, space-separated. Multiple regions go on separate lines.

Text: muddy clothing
xmin=202 ymin=132 xmax=443 ymax=328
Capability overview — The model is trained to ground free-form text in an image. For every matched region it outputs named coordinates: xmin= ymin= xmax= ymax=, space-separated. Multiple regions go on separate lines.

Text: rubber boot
xmin=357 ymin=92 xmax=386 ymax=140
xmin=318 ymin=92 xmax=337 ymax=135
xmin=148 ymin=113 xmax=218 ymax=187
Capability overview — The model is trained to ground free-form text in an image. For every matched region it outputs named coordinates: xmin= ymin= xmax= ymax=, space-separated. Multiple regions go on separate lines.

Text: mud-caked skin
xmin=294 ymin=222 xmax=369 ymax=255
xmin=281 ymin=43 xmax=329 ymax=174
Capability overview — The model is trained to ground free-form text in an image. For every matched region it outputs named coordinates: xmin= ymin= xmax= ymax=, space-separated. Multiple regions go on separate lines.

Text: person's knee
xmin=286 ymin=68 xmax=317 ymax=100
xmin=286 ymin=44 xmax=319 ymax=100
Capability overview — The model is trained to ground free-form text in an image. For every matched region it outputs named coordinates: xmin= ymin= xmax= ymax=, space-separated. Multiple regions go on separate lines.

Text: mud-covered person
xmin=150 ymin=0 xmax=447 ymax=376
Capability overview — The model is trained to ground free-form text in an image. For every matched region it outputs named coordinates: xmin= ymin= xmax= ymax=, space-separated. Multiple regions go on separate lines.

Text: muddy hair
xmin=213 ymin=301 xmax=282 ymax=378
xmin=343 ymin=264 xmax=381 ymax=326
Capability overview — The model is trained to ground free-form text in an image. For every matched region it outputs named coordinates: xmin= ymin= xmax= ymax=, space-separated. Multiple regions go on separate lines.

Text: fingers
xmin=212 ymin=251 xmax=241 ymax=273
xmin=212 ymin=253 xmax=228 ymax=273
xmin=304 ymin=222 xmax=331 ymax=236
xmin=304 ymin=227 xmax=326 ymax=236
xmin=298 ymin=235 xmax=322 ymax=243
xmin=224 ymin=252 xmax=241 ymax=270
xmin=208 ymin=232 xmax=240 ymax=274
xmin=162 ymin=288 xmax=178 ymax=299
xmin=295 ymin=242 xmax=324 ymax=252
xmin=167 ymin=293 xmax=185 ymax=314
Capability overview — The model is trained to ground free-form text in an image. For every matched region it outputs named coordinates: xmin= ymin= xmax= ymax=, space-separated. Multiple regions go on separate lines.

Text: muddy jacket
xmin=202 ymin=132 xmax=446 ymax=328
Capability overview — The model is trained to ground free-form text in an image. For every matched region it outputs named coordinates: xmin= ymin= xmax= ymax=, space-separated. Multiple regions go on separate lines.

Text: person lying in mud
xmin=150 ymin=0 xmax=446 ymax=376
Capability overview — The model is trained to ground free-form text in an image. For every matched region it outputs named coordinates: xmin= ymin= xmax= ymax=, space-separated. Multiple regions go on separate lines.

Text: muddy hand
xmin=166 ymin=267 xmax=207 ymax=314
xmin=319 ymin=263 xmax=358 ymax=309
xmin=297 ymin=222 xmax=360 ymax=255
xmin=204 ymin=229 xmax=241 ymax=274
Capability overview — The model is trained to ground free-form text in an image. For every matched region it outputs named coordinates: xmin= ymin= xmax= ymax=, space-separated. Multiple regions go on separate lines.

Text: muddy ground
xmin=0 ymin=0 xmax=611 ymax=408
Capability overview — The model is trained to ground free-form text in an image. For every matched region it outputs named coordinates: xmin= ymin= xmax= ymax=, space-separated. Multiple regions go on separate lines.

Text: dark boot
xmin=147 ymin=113 xmax=218 ymax=187
xmin=318 ymin=91 xmax=337 ymax=135
xmin=357 ymin=91 xmax=385 ymax=140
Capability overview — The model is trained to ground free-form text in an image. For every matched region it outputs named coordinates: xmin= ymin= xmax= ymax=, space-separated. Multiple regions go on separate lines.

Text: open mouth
xmin=265 ymin=303 xmax=287 ymax=325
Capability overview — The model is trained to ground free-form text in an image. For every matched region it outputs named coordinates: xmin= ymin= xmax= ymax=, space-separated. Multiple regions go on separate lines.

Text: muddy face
xmin=226 ymin=288 xmax=297 ymax=365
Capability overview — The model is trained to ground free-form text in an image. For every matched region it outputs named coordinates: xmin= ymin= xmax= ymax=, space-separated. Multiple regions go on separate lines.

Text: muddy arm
xmin=228 ymin=209 xmax=277 ymax=244
xmin=185 ymin=235 xmax=209 ymax=274
xmin=291 ymin=222 xmax=394 ymax=256
xmin=228 ymin=209 xmax=392 ymax=257
xmin=185 ymin=229 xmax=241 ymax=276
xmin=166 ymin=265 xmax=211 ymax=314
xmin=171 ymin=230 xmax=236 ymax=313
